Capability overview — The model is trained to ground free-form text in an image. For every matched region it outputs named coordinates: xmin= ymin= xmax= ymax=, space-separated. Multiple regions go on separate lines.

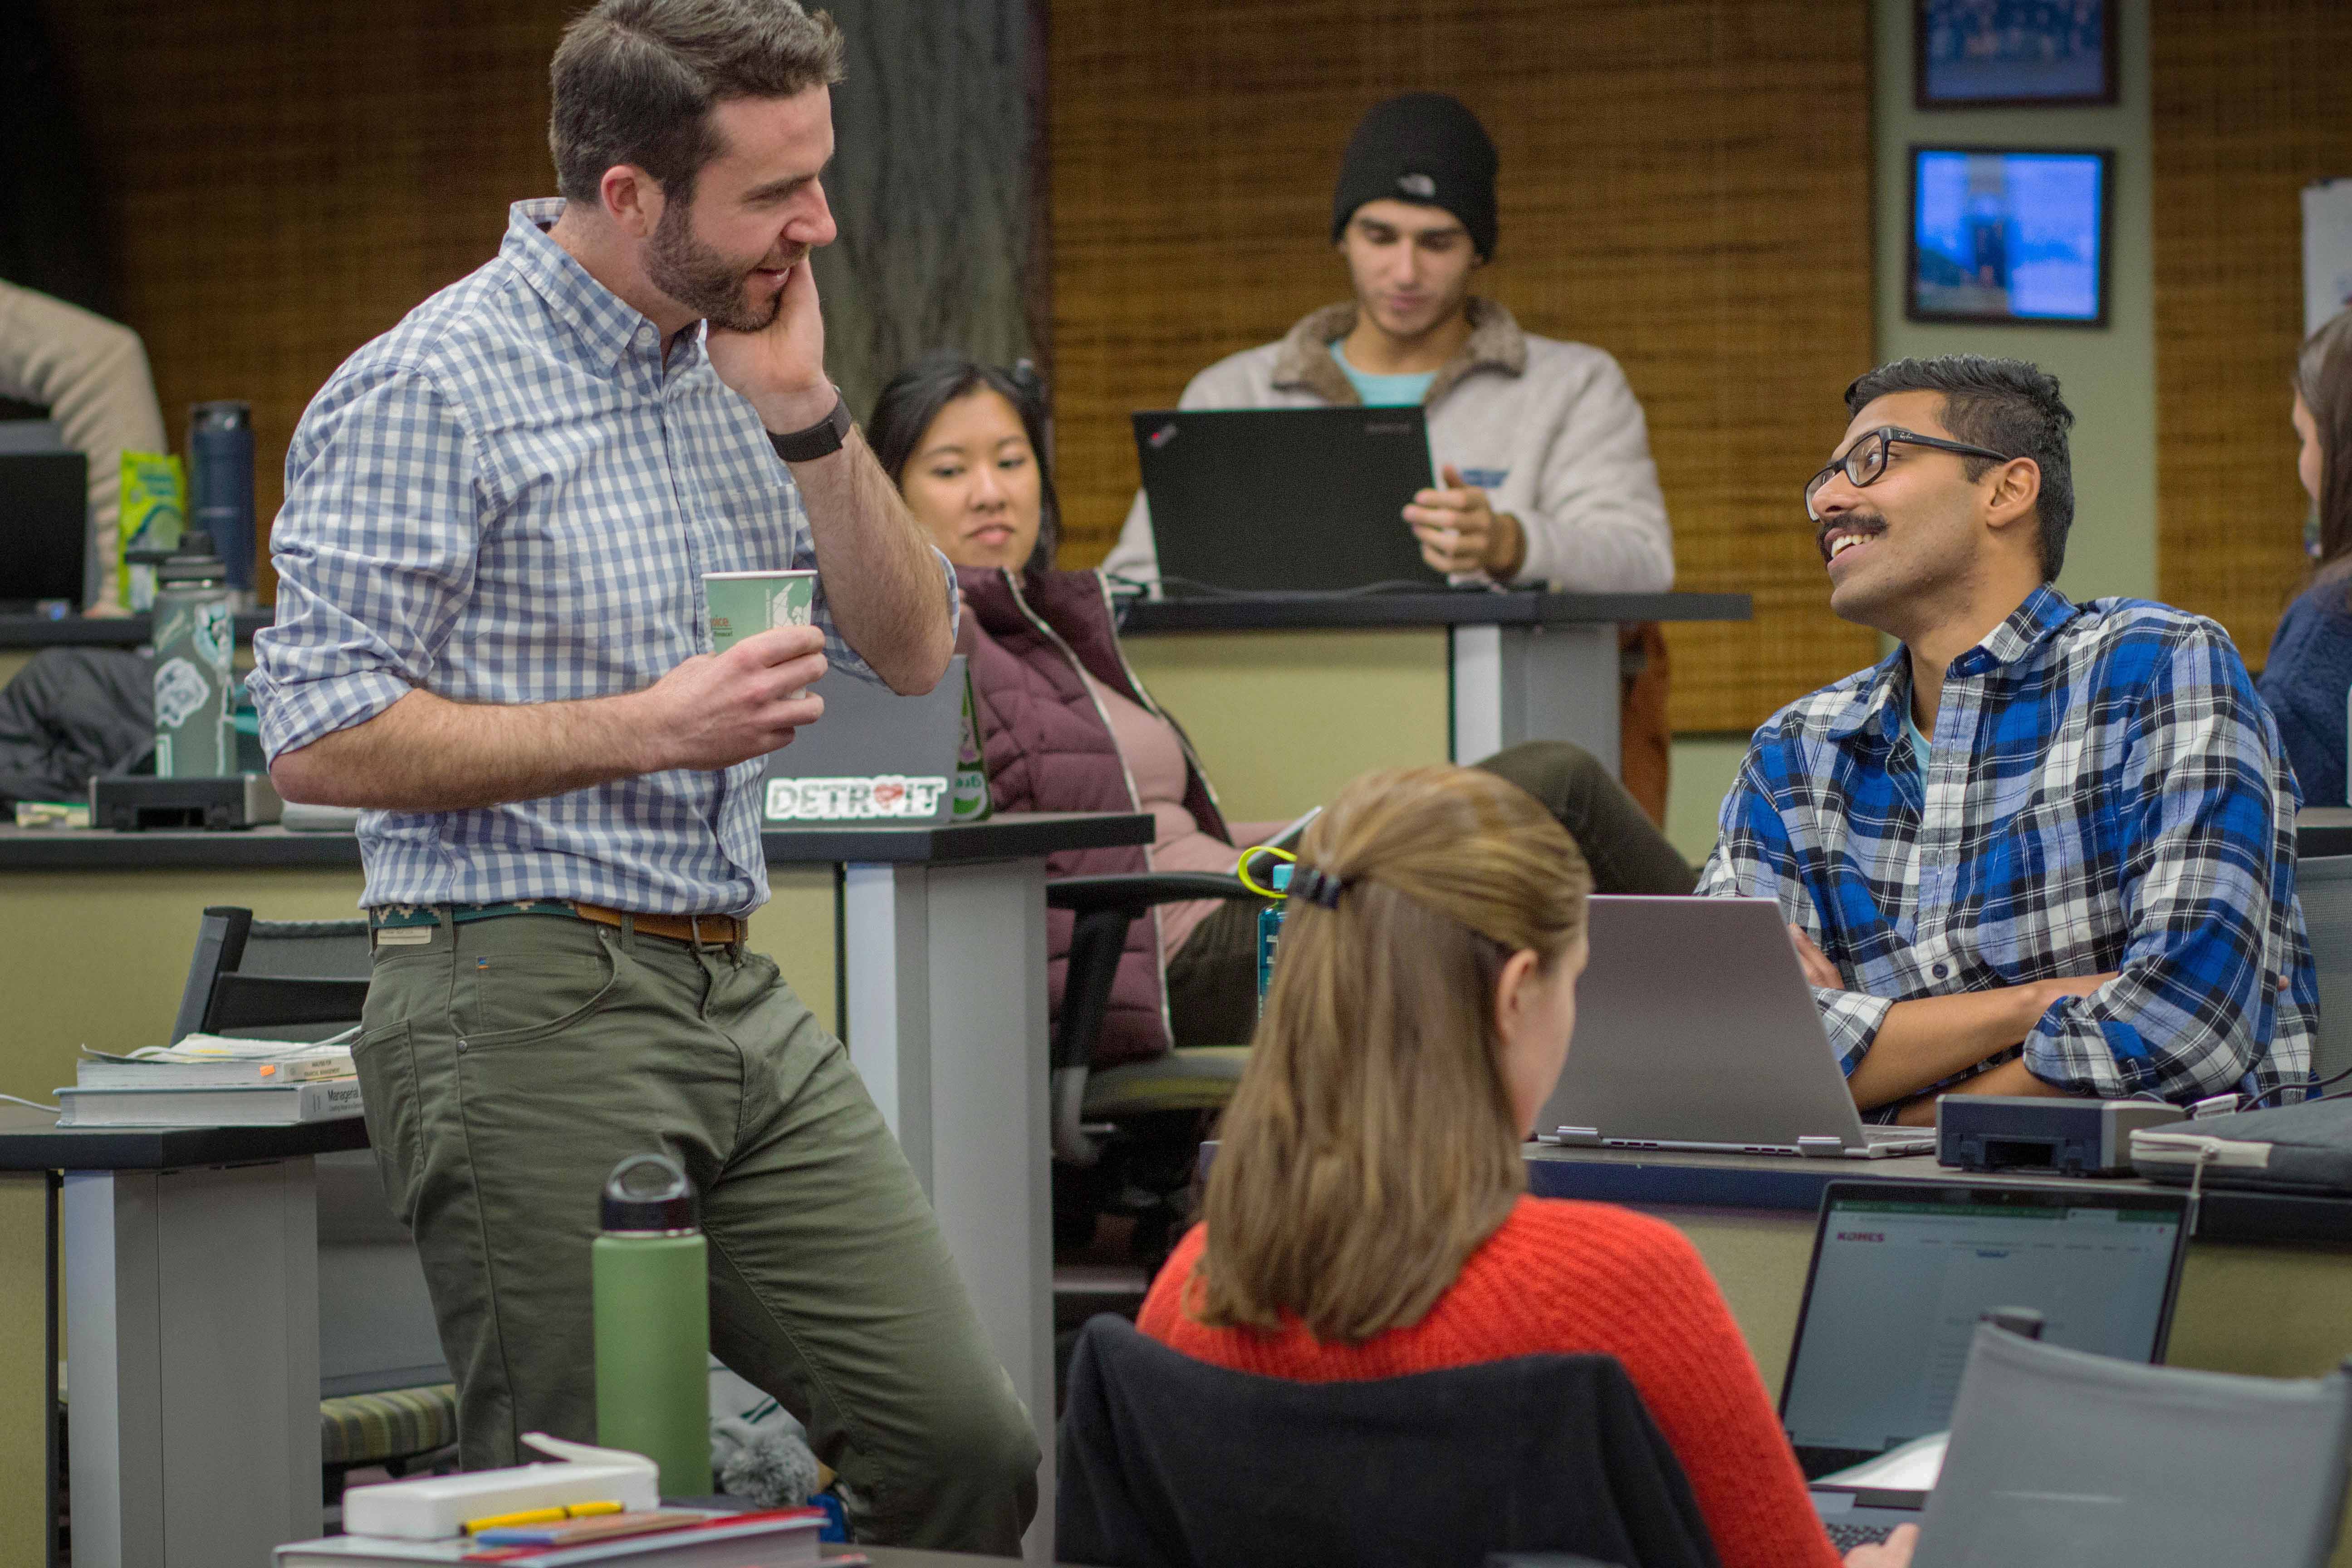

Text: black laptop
xmin=0 ymin=449 xmax=88 ymax=610
xmin=1780 ymin=1179 xmax=2191 ymax=1551
xmin=1130 ymin=406 xmax=1447 ymax=595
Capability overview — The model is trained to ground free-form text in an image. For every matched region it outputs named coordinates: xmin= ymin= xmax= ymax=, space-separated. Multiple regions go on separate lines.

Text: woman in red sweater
xmin=1138 ymin=765 xmax=1913 ymax=1568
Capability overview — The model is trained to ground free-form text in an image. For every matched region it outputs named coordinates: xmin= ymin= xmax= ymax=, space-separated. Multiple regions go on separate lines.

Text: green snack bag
xmin=118 ymin=451 xmax=187 ymax=612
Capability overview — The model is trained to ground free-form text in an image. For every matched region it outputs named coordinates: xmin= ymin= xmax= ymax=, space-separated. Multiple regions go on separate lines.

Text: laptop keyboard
xmin=1823 ymin=1520 xmax=1897 ymax=1550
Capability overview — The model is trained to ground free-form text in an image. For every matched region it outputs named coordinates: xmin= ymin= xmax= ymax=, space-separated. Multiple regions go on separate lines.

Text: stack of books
xmin=54 ymin=1033 xmax=365 ymax=1127
xmin=273 ymin=1506 xmax=827 ymax=1566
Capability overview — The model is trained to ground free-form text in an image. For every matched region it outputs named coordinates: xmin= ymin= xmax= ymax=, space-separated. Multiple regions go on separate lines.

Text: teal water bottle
xmin=151 ymin=531 xmax=235 ymax=778
xmin=593 ymin=1154 xmax=712 ymax=1496
xmin=1256 ymin=862 xmax=1293 ymax=1013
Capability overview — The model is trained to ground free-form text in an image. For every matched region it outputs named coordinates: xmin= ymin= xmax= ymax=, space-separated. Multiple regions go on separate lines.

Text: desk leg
xmin=64 ymin=1160 xmax=320 ymax=1568
xmin=1449 ymin=622 xmax=1622 ymax=775
xmin=842 ymin=858 xmax=1055 ymax=1565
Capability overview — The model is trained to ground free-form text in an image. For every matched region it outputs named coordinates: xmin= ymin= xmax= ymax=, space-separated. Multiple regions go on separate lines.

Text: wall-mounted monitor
xmin=1907 ymin=146 xmax=2112 ymax=327
xmin=1916 ymin=0 xmax=2116 ymax=108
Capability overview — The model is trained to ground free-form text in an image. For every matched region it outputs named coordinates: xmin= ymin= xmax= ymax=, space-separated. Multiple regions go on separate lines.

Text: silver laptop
xmin=1537 ymin=896 xmax=1936 ymax=1158
xmin=1785 ymin=1180 xmax=2190 ymax=1550
xmin=758 ymin=654 xmax=968 ymax=825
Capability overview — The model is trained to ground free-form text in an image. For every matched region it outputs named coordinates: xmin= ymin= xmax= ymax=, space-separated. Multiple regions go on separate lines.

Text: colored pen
xmin=462 ymin=1499 xmax=623 ymax=1534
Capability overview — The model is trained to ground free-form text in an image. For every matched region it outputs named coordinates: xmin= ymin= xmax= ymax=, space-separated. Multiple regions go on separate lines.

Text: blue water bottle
xmin=187 ymin=402 xmax=255 ymax=599
xmin=1256 ymin=862 xmax=1292 ymax=1013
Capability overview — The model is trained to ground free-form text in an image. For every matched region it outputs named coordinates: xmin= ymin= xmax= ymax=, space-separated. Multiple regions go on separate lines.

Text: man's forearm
xmin=270 ymin=687 xmax=652 ymax=813
xmin=790 ymin=428 xmax=954 ymax=693
xmin=1889 ymin=1055 xmax=2074 ymax=1126
xmin=1846 ymin=983 xmax=2064 ymax=1109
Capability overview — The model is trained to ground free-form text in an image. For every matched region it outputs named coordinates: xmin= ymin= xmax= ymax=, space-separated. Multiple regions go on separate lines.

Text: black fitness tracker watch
xmin=768 ymin=388 xmax=854 ymax=464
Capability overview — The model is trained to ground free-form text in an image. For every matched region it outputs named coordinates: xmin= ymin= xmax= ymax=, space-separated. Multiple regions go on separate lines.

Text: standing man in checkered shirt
xmin=1697 ymin=355 xmax=2315 ymax=1122
xmin=247 ymin=0 xmax=1038 ymax=1549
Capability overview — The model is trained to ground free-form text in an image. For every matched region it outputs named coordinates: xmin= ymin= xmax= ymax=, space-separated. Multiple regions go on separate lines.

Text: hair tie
xmin=1289 ymin=863 xmax=1348 ymax=909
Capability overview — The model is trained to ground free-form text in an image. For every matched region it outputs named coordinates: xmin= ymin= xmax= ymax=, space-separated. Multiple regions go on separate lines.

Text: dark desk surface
xmin=1525 ymin=1142 xmax=2352 ymax=1249
xmin=0 ymin=812 xmax=1152 ymax=871
xmin=1118 ymin=588 xmax=1751 ymax=635
xmin=0 ymin=611 xmax=273 ymax=648
xmin=2299 ymin=806 xmax=2352 ymax=859
xmin=0 ymin=1101 xmax=371 ymax=1171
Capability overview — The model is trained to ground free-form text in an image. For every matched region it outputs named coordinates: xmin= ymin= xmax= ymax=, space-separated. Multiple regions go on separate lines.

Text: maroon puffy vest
xmin=957 ymin=568 xmax=1229 ymax=1067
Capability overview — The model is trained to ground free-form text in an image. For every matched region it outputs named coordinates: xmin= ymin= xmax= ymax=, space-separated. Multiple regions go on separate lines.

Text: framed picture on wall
xmin=1907 ymin=145 xmax=2113 ymax=327
xmin=1917 ymin=0 xmax=2117 ymax=108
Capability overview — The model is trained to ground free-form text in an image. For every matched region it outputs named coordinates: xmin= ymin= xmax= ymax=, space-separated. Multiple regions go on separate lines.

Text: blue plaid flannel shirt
xmin=1695 ymin=585 xmax=2315 ymax=1108
xmin=250 ymin=200 xmax=956 ymax=916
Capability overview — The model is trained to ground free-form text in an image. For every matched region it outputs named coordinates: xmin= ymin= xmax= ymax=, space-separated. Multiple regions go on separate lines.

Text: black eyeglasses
xmin=1804 ymin=427 xmax=2014 ymax=523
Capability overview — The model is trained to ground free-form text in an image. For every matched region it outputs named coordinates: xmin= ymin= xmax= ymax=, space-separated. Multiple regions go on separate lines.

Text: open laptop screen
xmin=1778 ymin=1180 xmax=2189 ymax=1476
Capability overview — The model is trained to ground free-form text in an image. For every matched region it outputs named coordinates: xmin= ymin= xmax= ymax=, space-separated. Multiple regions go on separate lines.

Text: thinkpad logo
xmin=1397 ymin=172 xmax=1436 ymax=198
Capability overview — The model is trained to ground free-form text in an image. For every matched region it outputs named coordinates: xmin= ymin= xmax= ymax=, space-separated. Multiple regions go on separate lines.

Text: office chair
xmin=1058 ymin=1314 xmax=1715 ymax=1568
xmin=1046 ymin=872 xmax=1261 ymax=1260
xmin=2295 ymin=853 xmax=2352 ymax=1084
xmin=1914 ymin=1323 xmax=2352 ymax=1568
xmin=171 ymin=906 xmax=458 ymax=1495
xmin=172 ymin=904 xmax=372 ymax=1042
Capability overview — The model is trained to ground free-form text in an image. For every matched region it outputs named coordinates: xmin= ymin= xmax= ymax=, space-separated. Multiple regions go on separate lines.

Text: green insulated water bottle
xmin=593 ymin=1153 xmax=712 ymax=1496
xmin=151 ymin=531 xmax=235 ymax=777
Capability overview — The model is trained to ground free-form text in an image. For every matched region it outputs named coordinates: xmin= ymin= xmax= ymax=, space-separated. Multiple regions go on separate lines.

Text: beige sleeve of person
xmin=0 ymin=279 xmax=168 ymax=611
xmin=1510 ymin=349 xmax=1674 ymax=593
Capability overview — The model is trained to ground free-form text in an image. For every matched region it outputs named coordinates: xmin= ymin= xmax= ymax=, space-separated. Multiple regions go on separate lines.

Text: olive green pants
xmin=353 ymin=911 xmax=1039 ymax=1551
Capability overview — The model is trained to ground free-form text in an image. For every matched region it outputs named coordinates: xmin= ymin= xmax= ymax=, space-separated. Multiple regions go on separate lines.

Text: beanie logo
xmin=1396 ymin=172 xmax=1437 ymax=199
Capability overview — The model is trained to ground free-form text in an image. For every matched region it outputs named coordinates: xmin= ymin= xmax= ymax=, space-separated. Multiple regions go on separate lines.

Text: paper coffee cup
xmin=704 ymin=570 xmax=818 ymax=656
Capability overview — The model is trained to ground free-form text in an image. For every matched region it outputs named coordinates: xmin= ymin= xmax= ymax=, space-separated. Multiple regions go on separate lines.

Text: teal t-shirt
xmin=1330 ymin=341 xmax=1434 ymax=407
xmin=1906 ymin=711 xmax=1931 ymax=774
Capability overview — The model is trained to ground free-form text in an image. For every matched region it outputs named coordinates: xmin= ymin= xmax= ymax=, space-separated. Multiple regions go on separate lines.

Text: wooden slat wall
xmin=1049 ymin=0 xmax=1880 ymax=734
xmin=2151 ymin=0 xmax=2352 ymax=662
xmin=39 ymin=0 xmax=581 ymax=602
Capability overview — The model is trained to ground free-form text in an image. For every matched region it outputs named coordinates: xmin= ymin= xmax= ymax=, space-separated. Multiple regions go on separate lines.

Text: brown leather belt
xmin=570 ymin=901 xmax=746 ymax=946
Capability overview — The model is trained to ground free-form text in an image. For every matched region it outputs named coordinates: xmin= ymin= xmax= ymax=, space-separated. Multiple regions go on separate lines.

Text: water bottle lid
xmin=601 ymin=1152 xmax=699 ymax=1234
xmin=159 ymin=531 xmax=226 ymax=584
xmin=1271 ymin=862 xmax=1293 ymax=891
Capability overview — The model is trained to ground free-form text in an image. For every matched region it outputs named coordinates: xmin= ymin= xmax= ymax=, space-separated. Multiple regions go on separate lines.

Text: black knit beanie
xmin=1329 ymin=93 xmax=1499 ymax=260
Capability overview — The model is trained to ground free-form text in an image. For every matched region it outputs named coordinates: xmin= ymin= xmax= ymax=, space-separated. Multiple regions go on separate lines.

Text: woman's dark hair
xmin=2297 ymin=308 xmax=2352 ymax=593
xmin=867 ymin=353 xmax=1061 ymax=574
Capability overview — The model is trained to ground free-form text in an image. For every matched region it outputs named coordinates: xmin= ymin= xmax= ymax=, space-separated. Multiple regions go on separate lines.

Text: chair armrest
xmin=1047 ymin=873 xmax=1261 ymax=916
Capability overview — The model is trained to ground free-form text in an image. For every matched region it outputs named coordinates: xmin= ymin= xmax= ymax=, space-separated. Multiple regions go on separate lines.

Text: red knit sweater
xmin=1138 ymin=1196 xmax=1842 ymax=1568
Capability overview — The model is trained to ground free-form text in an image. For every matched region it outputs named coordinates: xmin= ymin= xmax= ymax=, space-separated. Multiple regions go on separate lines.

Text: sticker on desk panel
xmin=765 ymin=774 xmax=950 ymax=822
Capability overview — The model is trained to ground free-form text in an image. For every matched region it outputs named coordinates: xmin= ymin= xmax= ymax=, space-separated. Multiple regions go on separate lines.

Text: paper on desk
xmin=1816 ymin=1431 xmax=1947 ymax=1492
xmin=97 ymin=1028 xmax=361 ymax=1063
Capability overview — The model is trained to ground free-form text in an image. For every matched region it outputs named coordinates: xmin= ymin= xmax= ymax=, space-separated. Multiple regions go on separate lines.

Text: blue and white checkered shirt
xmin=1696 ymin=585 xmax=2316 ymax=1108
xmin=250 ymin=199 xmax=954 ymax=916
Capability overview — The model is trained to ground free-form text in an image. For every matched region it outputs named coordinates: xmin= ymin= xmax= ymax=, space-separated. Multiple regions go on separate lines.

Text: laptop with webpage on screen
xmin=1782 ymin=1179 xmax=2190 ymax=1550
xmin=1534 ymin=896 xmax=1936 ymax=1158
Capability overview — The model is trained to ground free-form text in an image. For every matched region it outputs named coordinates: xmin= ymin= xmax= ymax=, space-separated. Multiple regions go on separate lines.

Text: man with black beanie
xmin=1103 ymin=91 xmax=1678 ymax=813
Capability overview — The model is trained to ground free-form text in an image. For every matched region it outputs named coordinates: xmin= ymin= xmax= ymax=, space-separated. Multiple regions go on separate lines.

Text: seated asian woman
xmin=1136 ymin=764 xmax=1913 ymax=1568
xmin=867 ymin=354 xmax=1694 ymax=1070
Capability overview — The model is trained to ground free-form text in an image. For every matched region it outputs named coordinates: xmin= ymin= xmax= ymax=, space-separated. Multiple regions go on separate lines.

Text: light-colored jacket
xmin=0 ymin=279 xmax=167 ymax=611
xmin=1101 ymin=299 xmax=1672 ymax=593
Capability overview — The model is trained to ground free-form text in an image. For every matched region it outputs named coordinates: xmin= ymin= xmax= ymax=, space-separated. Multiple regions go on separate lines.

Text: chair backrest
xmin=2298 ymin=854 xmax=2352 ymax=1084
xmin=1056 ymin=1314 xmax=1717 ymax=1568
xmin=1915 ymin=1324 xmax=2352 ymax=1568
xmin=170 ymin=905 xmax=372 ymax=1043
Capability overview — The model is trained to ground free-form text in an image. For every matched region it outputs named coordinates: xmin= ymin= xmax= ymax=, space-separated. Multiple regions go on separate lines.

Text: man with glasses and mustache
xmin=249 ymin=0 xmax=1039 ymax=1550
xmin=1696 ymin=354 xmax=2314 ymax=1122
